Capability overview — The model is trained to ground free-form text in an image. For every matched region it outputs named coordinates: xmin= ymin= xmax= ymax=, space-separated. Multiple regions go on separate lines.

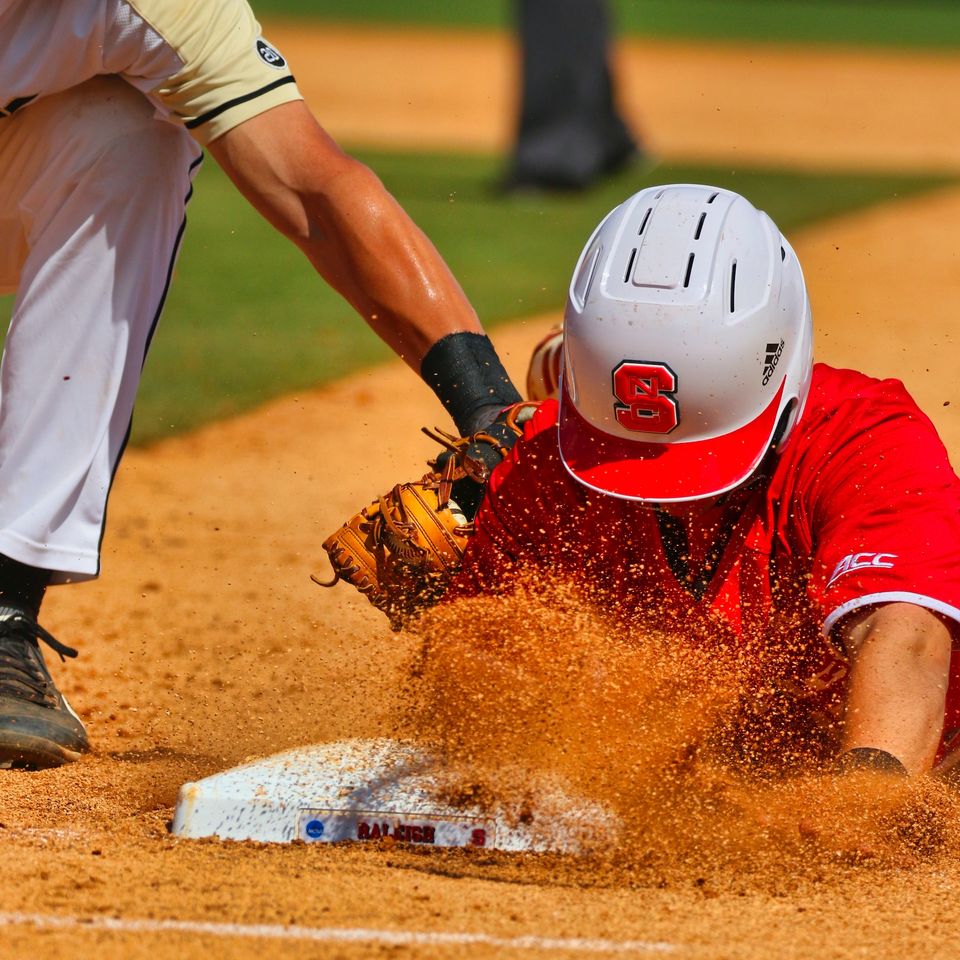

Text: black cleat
xmin=0 ymin=612 xmax=89 ymax=769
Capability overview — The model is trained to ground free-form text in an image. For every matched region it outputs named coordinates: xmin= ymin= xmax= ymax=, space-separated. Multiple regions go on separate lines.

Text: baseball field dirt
xmin=4 ymin=24 xmax=960 ymax=960
xmin=268 ymin=22 xmax=960 ymax=172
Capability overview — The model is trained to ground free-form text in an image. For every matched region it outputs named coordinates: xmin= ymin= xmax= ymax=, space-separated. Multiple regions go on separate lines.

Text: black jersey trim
xmin=1 ymin=93 xmax=38 ymax=118
xmin=185 ymin=75 xmax=297 ymax=130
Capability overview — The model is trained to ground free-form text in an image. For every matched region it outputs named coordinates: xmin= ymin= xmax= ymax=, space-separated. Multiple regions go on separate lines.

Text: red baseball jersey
xmin=450 ymin=363 xmax=960 ymax=752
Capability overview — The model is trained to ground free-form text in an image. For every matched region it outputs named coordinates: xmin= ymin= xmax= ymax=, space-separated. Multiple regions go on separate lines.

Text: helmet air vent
xmin=694 ymin=212 xmax=706 ymax=240
xmin=729 ymin=261 xmax=738 ymax=313
xmin=624 ymin=247 xmax=638 ymax=284
xmin=707 ymin=192 xmax=718 ymax=204
xmin=638 ymin=207 xmax=653 ymax=235
xmin=683 ymin=253 xmax=695 ymax=289
xmin=571 ymin=241 xmax=603 ymax=310
xmin=781 ymin=246 xmax=786 ymax=262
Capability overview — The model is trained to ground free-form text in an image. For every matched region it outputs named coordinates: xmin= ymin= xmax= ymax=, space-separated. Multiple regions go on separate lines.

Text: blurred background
xmin=4 ymin=0 xmax=960 ymax=444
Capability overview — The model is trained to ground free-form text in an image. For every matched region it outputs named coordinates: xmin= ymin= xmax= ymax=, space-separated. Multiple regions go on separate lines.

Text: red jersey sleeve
xmin=774 ymin=366 xmax=960 ymax=637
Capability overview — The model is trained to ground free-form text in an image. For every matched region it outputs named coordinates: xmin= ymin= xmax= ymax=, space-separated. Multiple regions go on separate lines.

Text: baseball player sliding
xmin=0 ymin=0 xmax=521 ymax=768
xmin=325 ymin=184 xmax=960 ymax=781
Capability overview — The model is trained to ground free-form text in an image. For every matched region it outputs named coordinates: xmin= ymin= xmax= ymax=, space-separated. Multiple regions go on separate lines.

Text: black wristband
xmin=836 ymin=747 xmax=908 ymax=777
xmin=420 ymin=333 xmax=522 ymax=435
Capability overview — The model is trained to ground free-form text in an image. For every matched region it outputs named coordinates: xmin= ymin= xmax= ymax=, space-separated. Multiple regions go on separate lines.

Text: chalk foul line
xmin=0 ymin=911 xmax=674 ymax=953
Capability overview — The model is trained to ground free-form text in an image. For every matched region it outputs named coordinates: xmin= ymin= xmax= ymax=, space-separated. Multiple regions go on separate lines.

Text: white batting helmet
xmin=558 ymin=183 xmax=813 ymax=502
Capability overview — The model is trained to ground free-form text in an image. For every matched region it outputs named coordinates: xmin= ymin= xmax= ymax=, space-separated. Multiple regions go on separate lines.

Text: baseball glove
xmin=314 ymin=403 xmax=537 ymax=629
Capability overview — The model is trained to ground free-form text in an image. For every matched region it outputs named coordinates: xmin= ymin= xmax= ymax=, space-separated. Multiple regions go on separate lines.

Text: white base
xmin=171 ymin=738 xmax=616 ymax=853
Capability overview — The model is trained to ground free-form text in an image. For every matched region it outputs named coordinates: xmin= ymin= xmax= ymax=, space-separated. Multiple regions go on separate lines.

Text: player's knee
xmin=54 ymin=77 xmax=200 ymax=203
xmin=105 ymin=120 xmax=199 ymax=200
xmin=94 ymin=92 xmax=199 ymax=194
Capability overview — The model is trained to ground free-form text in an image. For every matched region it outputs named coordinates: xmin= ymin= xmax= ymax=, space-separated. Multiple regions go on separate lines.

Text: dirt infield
xmin=267 ymin=22 xmax=960 ymax=172
xmin=6 ymin=25 xmax=960 ymax=960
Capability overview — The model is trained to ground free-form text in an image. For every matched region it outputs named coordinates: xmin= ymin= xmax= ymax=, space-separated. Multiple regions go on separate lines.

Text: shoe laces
xmin=0 ymin=614 xmax=77 ymax=708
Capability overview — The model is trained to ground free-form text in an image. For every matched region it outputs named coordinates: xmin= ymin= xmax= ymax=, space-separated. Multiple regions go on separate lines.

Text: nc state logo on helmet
xmin=558 ymin=183 xmax=813 ymax=502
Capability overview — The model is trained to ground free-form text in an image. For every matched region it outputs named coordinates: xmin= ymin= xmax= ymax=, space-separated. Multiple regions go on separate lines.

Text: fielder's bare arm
xmin=0 ymin=0 xmax=520 ymax=767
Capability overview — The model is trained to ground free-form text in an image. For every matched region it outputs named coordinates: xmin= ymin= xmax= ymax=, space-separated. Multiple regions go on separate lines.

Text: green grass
xmin=257 ymin=0 xmax=960 ymax=49
xmin=0 ymin=153 xmax=953 ymax=444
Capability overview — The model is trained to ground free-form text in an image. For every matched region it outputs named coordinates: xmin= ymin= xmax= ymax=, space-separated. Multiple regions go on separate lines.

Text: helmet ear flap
xmin=746 ymin=399 xmax=798 ymax=489
xmin=770 ymin=398 xmax=798 ymax=454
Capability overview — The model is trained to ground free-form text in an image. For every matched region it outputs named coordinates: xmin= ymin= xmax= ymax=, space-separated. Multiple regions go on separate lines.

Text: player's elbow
xmin=286 ymin=156 xmax=392 ymax=248
xmin=846 ymin=602 xmax=952 ymax=675
xmin=212 ymin=104 xmax=391 ymax=249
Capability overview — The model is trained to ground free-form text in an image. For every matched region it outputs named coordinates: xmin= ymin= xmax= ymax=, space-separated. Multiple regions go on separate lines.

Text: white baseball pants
xmin=0 ymin=76 xmax=202 ymax=581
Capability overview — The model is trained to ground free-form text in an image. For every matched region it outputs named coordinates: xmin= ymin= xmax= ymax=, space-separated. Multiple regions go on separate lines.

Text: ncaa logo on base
xmin=304 ymin=819 xmax=325 ymax=839
xmin=827 ymin=552 xmax=897 ymax=587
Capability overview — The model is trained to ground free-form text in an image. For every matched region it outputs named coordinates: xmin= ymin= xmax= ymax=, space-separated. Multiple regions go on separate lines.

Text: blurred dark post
xmin=503 ymin=0 xmax=640 ymax=191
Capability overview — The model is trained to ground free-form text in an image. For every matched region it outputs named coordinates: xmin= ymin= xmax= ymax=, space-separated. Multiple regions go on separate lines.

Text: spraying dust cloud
xmin=397 ymin=578 xmax=960 ymax=889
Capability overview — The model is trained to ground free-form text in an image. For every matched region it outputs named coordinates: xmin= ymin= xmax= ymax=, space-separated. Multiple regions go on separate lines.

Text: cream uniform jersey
xmin=0 ymin=0 xmax=302 ymax=143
